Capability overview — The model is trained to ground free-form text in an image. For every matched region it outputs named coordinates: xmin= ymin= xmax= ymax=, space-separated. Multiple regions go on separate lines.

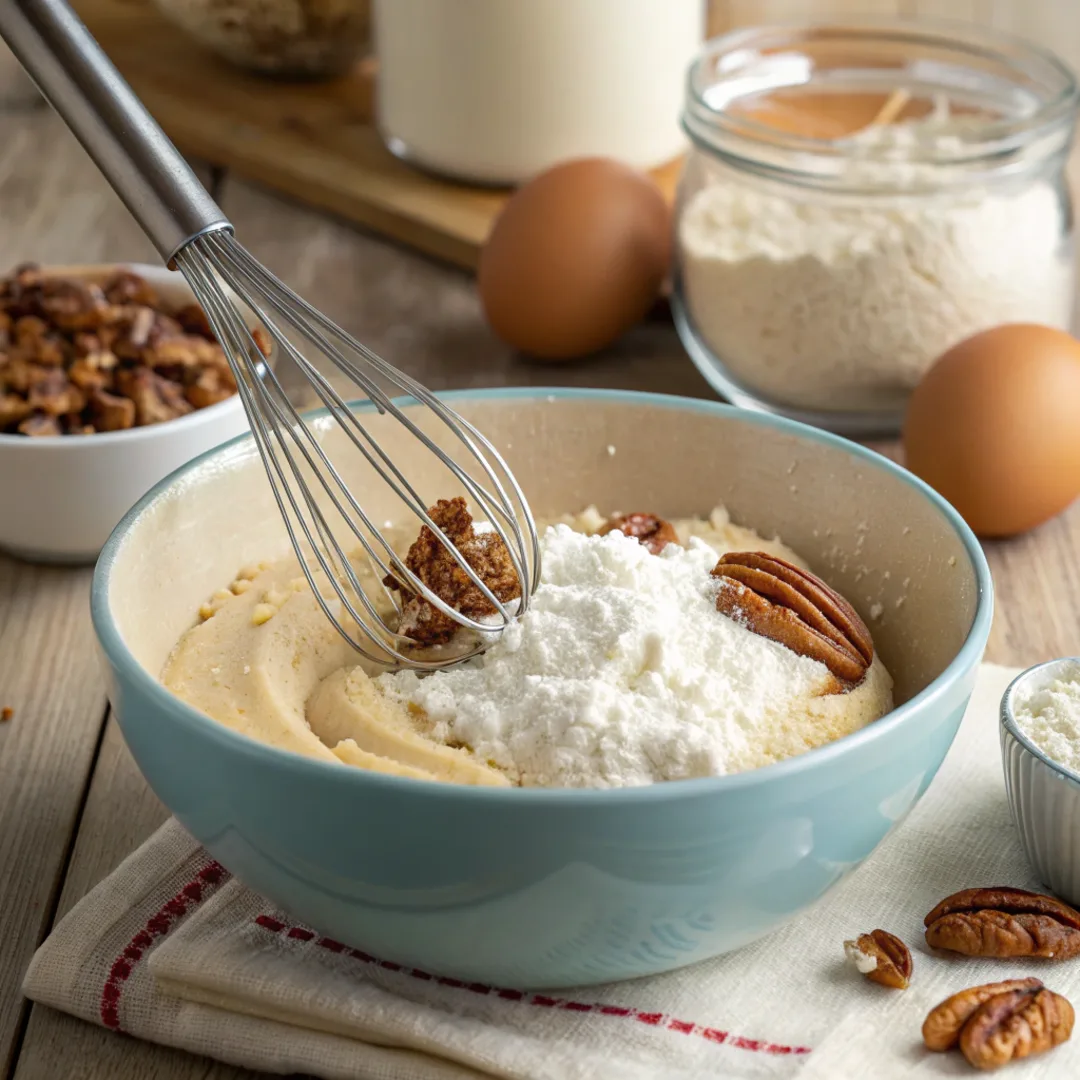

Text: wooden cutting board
xmin=72 ymin=0 xmax=683 ymax=271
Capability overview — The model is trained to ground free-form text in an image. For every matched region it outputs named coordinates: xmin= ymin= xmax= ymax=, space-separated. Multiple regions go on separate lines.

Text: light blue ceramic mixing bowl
xmin=92 ymin=389 xmax=993 ymax=989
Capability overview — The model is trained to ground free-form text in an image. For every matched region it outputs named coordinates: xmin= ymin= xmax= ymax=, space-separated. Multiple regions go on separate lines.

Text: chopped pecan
xmin=925 ymin=887 xmax=1080 ymax=960
xmin=0 ymin=392 xmax=32 ymax=431
xmin=12 ymin=316 xmax=66 ymax=366
xmin=89 ymin=389 xmax=136 ymax=432
xmin=252 ymin=326 xmax=272 ymax=358
xmin=184 ymin=366 xmax=236 ymax=410
xmin=843 ymin=929 xmax=911 ymax=989
xmin=115 ymin=368 xmax=193 ymax=426
xmin=0 ymin=356 xmax=35 ymax=394
xmin=68 ymin=354 xmax=115 ymax=393
xmin=28 ymin=368 xmax=85 ymax=416
xmin=924 ymin=978 xmax=1045 ymax=1052
xmin=17 ymin=412 xmax=61 ymax=436
xmin=103 ymin=270 xmax=160 ymax=308
xmin=712 ymin=552 xmax=874 ymax=683
xmin=597 ymin=512 xmax=679 ymax=554
xmin=145 ymin=333 xmax=225 ymax=373
xmin=122 ymin=306 xmax=157 ymax=351
xmin=384 ymin=496 xmax=522 ymax=646
xmin=174 ymin=302 xmax=215 ymax=339
xmin=34 ymin=278 xmax=111 ymax=331
xmin=960 ymin=986 xmax=1074 ymax=1071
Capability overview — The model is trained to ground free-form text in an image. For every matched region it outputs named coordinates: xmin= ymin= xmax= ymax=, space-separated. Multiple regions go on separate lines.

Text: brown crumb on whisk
xmin=383 ymin=496 xmax=522 ymax=645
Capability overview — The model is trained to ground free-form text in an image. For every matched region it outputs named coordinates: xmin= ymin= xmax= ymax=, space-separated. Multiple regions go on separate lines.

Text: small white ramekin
xmin=0 ymin=264 xmax=251 ymax=565
xmin=1001 ymin=658 xmax=1080 ymax=908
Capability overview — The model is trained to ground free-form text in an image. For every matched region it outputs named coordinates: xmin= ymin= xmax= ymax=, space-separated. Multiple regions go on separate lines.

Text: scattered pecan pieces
xmin=384 ymin=497 xmax=522 ymax=646
xmin=712 ymin=552 xmax=874 ymax=684
xmin=0 ymin=265 xmax=247 ymax=436
xmin=843 ymin=929 xmax=912 ymax=989
xmin=924 ymin=979 xmax=1073 ymax=1071
xmin=597 ymin=512 xmax=679 ymax=554
xmin=925 ymin=887 xmax=1080 ymax=960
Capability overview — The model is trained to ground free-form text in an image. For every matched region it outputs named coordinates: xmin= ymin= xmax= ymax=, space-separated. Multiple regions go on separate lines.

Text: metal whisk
xmin=0 ymin=0 xmax=540 ymax=668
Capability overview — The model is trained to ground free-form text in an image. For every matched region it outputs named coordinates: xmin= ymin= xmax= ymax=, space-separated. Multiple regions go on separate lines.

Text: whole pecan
xmin=712 ymin=552 xmax=874 ymax=683
xmin=843 ymin=929 xmax=912 ymax=989
xmin=959 ymin=986 xmax=1074 ymax=1070
xmin=923 ymin=978 xmax=1044 ymax=1052
xmin=925 ymin=887 xmax=1080 ymax=960
xmin=597 ymin=512 xmax=678 ymax=554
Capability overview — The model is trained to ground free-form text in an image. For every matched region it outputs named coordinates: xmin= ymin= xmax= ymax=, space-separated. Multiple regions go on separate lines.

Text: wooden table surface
xmin=3 ymin=61 xmax=1080 ymax=1080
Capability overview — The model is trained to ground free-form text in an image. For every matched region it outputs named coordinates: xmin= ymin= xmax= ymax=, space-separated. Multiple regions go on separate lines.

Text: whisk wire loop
xmin=205 ymin=234 xmax=537 ymax=616
xmin=174 ymin=233 xmax=539 ymax=669
xmin=195 ymin=248 xmax=521 ymax=633
xmin=175 ymin=253 xmax=409 ymax=664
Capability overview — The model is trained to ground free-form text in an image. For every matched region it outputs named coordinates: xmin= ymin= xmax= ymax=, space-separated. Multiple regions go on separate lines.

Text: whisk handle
xmin=0 ymin=0 xmax=232 ymax=264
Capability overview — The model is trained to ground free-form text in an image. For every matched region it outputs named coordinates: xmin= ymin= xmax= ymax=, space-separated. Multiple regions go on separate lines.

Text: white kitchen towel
xmin=24 ymin=664 xmax=1080 ymax=1079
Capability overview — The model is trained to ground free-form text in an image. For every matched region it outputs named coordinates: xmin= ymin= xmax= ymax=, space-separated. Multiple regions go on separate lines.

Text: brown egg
xmin=477 ymin=158 xmax=671 ymax=360
xmin=903 ymin=324 xmax=1080 ymax=538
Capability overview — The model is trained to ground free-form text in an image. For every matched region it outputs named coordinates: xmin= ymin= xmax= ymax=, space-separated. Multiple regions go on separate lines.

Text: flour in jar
xmin=379 ymin=525 xmax=892 ymax=787
xmin=677 ymin=112 xmax=1074 ymax=413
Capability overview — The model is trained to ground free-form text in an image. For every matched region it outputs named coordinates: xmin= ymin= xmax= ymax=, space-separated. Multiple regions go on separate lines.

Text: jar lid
xmin=683 ymin=18 xmax=1079 ymax=190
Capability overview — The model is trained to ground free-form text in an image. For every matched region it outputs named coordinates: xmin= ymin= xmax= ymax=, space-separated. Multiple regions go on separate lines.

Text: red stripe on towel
xmin=100 ymin=861 xmax=227 ymax=1030
xmin=253 ymin=914 xmax=812 ymax=1058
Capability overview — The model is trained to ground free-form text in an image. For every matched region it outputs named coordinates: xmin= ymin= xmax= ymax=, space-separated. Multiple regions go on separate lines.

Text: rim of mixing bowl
xmin=92 ymin=387 xmax=994 ymax=804
xmin=1001 ymin=658 xmax=1080 ymax=788
xmin=683 ymin=16 xmax=1080 ymax=191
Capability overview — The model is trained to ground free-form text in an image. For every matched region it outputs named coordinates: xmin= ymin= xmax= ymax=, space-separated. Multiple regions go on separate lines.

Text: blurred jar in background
xmin=151 ymin=0 xmax=370 ymax=79
xmin=373 ymin=0 xmax=704 ymax=185
xmin=672 ymin=20 xmax=1078 ymax=437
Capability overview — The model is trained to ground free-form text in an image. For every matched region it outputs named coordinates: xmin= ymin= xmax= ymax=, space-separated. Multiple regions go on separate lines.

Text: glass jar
xmin=672 ymin=20 xmax=1079 ymax=436
xmin=373 ymin=0 xmax=704 ymax=185
xmin=151 ymin=0 xmax=370 ymax=79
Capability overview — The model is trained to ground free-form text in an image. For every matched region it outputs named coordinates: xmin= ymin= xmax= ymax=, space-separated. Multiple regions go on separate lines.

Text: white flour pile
xmin=380 ymin=526 xmax=892 ymax=787
xmin=678 ymin=114 xmax=1074 ymax=412
xmin=1015 ymin=667 xmax=1080 ymax=775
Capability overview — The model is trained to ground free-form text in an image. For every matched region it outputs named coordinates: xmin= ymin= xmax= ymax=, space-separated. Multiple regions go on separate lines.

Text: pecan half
xmin=712 ymin=552 xmax=874 ymax=683
xmin=843 ymin=929 xmax=912 ymax=989
xmin=597 ymin=512 xmax=678 ymax=554
xmin=960 ymin=986 xmax=1074 ymax=1071
xmin=923 ymin=978 xmax=1045 ymax=1052
xmin=925 ymin=887 xmax=1080 ymax=960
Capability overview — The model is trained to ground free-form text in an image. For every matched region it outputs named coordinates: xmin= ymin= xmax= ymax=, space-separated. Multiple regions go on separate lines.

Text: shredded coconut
xmin=379 ymin=526 xmax=862 ymax=788
xmin=1015 ymin=667 xmax=1080 ymax=776
xmin=677 ymin=116 xmax=1073 ymax=413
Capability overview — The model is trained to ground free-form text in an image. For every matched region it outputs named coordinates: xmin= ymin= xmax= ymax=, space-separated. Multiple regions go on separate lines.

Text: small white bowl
xmin=1001 ymin=658 xmax=1080 ymax=907
xmin=0 ymin=264 xmax=251 ymax=564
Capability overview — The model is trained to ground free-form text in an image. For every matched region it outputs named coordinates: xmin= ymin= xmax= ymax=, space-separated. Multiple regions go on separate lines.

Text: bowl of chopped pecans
xmin=0 ymin=263 xmax=257 ymax=563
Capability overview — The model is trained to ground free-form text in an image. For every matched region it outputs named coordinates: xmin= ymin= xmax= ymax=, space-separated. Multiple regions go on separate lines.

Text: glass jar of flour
xmin=672 ymin=21 xmax=1079 ymax=436
xmin=373 ymin=0 xmax=703 ymax=185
